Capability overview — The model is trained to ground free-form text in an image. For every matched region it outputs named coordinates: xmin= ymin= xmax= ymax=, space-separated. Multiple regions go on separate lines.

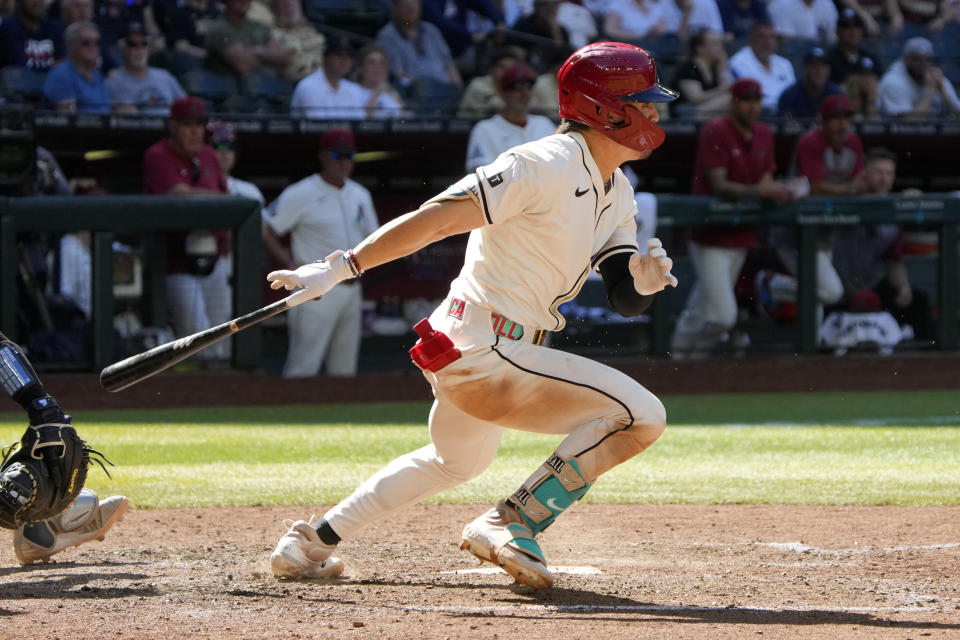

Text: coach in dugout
xmin=143 ymin=96 xmax=232 ymax=364
xmin=261 ymin=129 xmax=380 ymax=378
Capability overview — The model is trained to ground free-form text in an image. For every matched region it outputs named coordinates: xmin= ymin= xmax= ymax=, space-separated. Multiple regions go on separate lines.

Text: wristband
xmin=344 ymin=249 xmax=363 ymax=278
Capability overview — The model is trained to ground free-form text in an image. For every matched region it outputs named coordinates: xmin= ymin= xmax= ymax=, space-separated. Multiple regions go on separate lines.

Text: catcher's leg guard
xmin=510 ymin=453 xmax=592 ymax=536
xmin=0 ymin=335 xmax=66 ymax=425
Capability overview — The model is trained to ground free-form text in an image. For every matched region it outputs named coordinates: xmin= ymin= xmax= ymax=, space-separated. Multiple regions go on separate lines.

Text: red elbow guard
xmin=409 ymin=319 xmax=462 ymax=372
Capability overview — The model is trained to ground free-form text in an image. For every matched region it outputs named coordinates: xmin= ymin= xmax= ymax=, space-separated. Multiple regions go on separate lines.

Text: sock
xmin=313 ymin=519 xmax=341 ymax=545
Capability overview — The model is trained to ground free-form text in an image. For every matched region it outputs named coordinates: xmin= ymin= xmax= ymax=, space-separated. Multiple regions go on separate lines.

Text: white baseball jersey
xmin=264 ymin=174 xmax=379 ymax=265
xmin=465 ymin=113 xmax=558 ymax=172
xmin=429 ymin=132 xmax=639 ymax=331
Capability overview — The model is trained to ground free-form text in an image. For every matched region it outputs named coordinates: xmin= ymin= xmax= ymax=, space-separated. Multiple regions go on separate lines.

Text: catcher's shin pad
xmin=0 ymin=423 xmax=112 ymax=529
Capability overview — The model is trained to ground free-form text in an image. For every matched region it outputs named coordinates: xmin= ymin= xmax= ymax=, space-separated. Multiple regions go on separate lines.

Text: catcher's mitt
xmin=0 ymin=420 xmax=111 ymax=529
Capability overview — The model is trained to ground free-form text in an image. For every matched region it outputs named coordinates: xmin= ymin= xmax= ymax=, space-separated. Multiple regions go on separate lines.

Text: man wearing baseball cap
xmin=262 ymin=128 xmax=380 ymax=377
xmin=877 ymin=37 xmax=960 ymax=119
xmin=143 ymin=96 xmax=233 ymax=362
xmin=827 ymin=8 xmax=884 ymax=84
xmin=672 ymin=77 xmax=793 ymax=358
xmin=465 ymin=64 xmax=556 ymax=172
xmin=777 ymin=45 xmax=844 ymax=118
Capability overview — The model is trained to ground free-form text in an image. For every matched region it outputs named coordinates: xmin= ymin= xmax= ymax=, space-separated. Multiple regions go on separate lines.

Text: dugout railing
xmin=652 ymin=194 xmax=960 ymax=356
xmin=0 ymin=195 xmax=262 ymax=370
xmin=1 ymin=194 xmax=957 ymax=372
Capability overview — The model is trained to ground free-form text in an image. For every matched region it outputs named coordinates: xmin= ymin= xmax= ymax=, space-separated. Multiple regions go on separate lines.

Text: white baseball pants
xmin=323 ymin=296 xmax=666 ymax=540
xmin=670 ymin=242 xmax=747 ymax=355
xmin=282 ymin=283 xmax=362 ymax=378
xmin=165 ymin=256 xmax=231 ymax=360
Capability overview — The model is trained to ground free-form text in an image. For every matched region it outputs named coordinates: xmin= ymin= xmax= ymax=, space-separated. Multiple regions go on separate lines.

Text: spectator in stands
xmin=831 ymin=147 xmax=934 ymax=339
xmin=152 ymin=0 xmax=220 ymax=62
xmin=0 ymin=0 xmax=65 ymax=71
xmin=512 ymin=0 xmax=571 ymax=71
xmin=671 ymin=78 xmax=793 ymax=359
xmin=376 ymin=0 xmax=463 ymax=93
xmin=456 ymin=47 xmax=522 ymax=119
xmin=899 ymin=0 xmax=953 ymax=32
xmin=421 ymin=0 xmax=505 ymax=62
xmin=142 ymin=96 xmax=232 ymax=362
xmin=838 ymin=0 xmax=903 ymax=37
xmin=557 ymin=0 xmax=599 ymax=48
xmin=670 ymin=28 xmax=731 ymax=120
xmin=877 ymin=36 xmax=960 ymax=119
xmin=290 ymin=37 xmax=369 ymax=120
xmin=270 ymin=0 xmax=324 ymax=82
xmin=465 ymin=64 xmax=556 ymax=172
xmin=828 ymin=9 xmax=883 ymax=85
xmin=727 ymin=21 xmax=796 ymax=110
xmin=717 ymin=0 xmax=770 ymax=40
xmin=106 ymin=25 xmax=186 ymax=115
xmin=768 ymin=0 xmax=839 ymax=43
xmin=602 ymin=0 xmax=670 ymax=42
xmin=658 ymin=0 xmax=726 ymax=40
xmin=204 ymin=0 xmax=291 ymax=77
xmin=262 ymin=129 xmax=380 ymax=378
xmin=42 ymin=21 xmax=110 ymax=113
xmin=93 ymin=0 xmax=163 ymax=69
xmin=844 ymin=54 xmax=881 ymax=120
xmin=777 ymin=46 xmax=844 ymax=118
xmin=756 ymin=94 xmax=864 ymax=321
xmin=353 ymin=43 xmax=406 ymax=119
xmin=208 ymin=121 xmax=264 ymax=205
xmin=60 ymin=0 xmax=92 ymax=27
xmin=529 ymin=48 xmax=565 ymax=117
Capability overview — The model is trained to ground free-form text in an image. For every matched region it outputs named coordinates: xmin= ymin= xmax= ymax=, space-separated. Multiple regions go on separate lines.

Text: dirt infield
xmin=1 ymin=504 xmax=958 ymax=639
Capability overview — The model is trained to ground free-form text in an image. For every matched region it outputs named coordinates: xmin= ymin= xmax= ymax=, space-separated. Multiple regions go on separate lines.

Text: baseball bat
xmin=99 ymin=288 xmax=319 ymax=392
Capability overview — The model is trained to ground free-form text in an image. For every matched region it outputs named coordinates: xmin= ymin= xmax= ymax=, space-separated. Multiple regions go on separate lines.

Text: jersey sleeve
xmin=142 ymin=145 xmax=185 ymax=194
xmin=426 ymin=151 xmax=536 ymax=225
xmin=795 ymin=134 xmax=825 ymax=182
xmin=263 ymin=183 xmax=307 ymax=236
xmin=592 ymin=187 xmax=640 ymax=271
xmin=698 ymin=122 xmax=730 ymax=169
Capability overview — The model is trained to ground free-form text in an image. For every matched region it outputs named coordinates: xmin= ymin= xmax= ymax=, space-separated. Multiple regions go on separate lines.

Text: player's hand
xmin=629 ymin=238 xmax=678 ymax=295
xmin=267 ymin=250 xmax=353 ymax=294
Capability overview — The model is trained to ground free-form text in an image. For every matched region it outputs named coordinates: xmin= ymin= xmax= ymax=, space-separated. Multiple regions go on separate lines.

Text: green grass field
xmin=1 ymin=390 xmax=958 ymax=509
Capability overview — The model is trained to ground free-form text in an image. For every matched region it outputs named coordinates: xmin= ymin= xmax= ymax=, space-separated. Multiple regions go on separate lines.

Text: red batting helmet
xmin=558 ymin=42 xmax=678 ymax=152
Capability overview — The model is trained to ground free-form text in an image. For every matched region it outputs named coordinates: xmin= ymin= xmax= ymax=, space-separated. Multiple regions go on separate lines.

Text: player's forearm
xmin=353 ymin=200 xmax=484 ymax=272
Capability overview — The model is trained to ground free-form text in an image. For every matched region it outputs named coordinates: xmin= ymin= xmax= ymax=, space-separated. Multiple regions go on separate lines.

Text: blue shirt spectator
xmin=777 ymin=46 xmax=844 ymax=118
xmin=717 ymin=0 xmax=769 ymax=40
xmin=0 ymin=0 xmax=66 ymax=71
xmin=376 ymin=0 xmax=462 ymax=90
xmin=42 ymin=21 xmax=111 ymax=113
xmin=421 ymin=0 xmax=504 ymax=58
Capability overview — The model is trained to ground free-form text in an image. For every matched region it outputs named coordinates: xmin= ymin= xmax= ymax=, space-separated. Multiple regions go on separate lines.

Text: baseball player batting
xmin=268 ymin=42 xmax=679 ymax=589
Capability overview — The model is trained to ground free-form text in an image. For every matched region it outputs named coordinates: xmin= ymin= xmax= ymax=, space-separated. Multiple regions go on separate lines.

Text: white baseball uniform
xmin=322 ymin=132 xmax=667 ymax=540
xmin=264 ymin=174 xmax=379 ymax=377
xmin=465 ymin=113 xmax=558 ymax=172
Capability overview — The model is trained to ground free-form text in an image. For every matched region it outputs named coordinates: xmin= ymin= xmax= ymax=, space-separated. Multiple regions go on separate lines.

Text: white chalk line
xmin=755 ymin=541 xmax=960 ymax=554
xmin=386 ymin=602 xmax=937 ymax=615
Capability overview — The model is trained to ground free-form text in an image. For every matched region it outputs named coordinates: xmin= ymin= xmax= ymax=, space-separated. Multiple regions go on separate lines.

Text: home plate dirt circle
xmin=1 ymin=503 xmax=957 ymax=640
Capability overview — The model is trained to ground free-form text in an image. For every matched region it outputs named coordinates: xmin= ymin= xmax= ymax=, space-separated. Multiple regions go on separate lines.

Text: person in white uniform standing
xmin=262 ymin=129 xmax=379 ymax=377
xmin=267 ymin=42 xmax=679 ymax=589
xmin=465 ymin=63 xmax=559 ymax=172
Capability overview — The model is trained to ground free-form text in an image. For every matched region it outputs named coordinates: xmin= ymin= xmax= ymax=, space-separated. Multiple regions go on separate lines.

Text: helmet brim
xmin=621 ymin=83 xmax=679 ymax=103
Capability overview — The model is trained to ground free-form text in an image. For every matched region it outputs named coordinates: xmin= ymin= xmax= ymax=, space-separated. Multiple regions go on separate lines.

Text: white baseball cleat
xmin=270 ymin=519 xmax=345 ymax=579
xmin=460 ymin=502 xmax=554 ymax=589
xmin=14 ymin=489 xmax=130 ymax=565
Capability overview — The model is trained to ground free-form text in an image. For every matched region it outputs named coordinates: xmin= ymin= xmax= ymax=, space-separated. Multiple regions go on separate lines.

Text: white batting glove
xmin=267 ymin=250 xmax=354 ymax=294
xmin=629 ymin=238 xmax=678 ymax=295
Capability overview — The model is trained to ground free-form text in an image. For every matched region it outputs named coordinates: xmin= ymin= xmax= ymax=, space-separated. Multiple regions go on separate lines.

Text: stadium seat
xmin=179 ymin=69 xmax=238 ymax=107
xmin=0 ymin=66 xmax=46 ymax=105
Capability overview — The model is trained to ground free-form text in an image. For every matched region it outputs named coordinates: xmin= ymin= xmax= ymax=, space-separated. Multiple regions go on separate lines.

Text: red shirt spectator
xmin=691 ymin=81 xmax=779 ymax=248
xmin=143 ymin=96 xmax=228 ymax=274
xmin=792 ymin=94 xmax=865 ymax=194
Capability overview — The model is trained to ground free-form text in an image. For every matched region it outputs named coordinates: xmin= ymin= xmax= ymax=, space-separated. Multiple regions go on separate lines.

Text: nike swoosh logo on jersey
xmin=575 ymin=186 xmax=589 ymax=197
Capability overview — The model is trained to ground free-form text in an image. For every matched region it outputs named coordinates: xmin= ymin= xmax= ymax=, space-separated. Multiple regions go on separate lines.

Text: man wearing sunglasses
xmin=262 ymin=128 xmax=380 ymax=378
xmin=41 ymin=21 xmax=110 ymax=113
xmin=105 ymin=24 xmax=185 ymax=115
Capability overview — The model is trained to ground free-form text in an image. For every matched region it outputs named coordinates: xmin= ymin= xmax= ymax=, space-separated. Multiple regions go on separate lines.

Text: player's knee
xmin=625 ymin=397 xmax=667 ymax=453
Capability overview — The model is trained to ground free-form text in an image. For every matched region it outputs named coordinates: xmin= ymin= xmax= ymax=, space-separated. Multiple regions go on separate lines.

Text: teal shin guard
xmin=511 ymin=454 xmax=592 ymax=536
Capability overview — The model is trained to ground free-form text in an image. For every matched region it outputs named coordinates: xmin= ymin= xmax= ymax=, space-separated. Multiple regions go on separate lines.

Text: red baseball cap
xmin=820 ymin=94 xmax=853 ymax=119
xmin=320 ymin=128 xmax=356 ymax=151
xmin=170 ymin=96 xmax=206 ymax=122
xmin=731 ymin=78 xmax=762 ymax=100
xmin=498 ymin=63 xmax=535 ymax=91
